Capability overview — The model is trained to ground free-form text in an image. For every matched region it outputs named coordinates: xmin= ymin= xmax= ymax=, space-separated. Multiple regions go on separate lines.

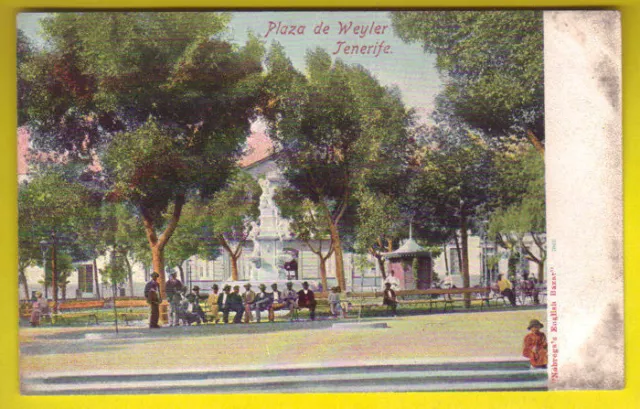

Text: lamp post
xmin=39 ymin=240 xmax=49 ymax=299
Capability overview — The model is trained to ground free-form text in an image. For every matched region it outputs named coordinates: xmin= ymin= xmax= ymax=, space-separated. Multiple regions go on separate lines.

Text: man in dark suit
xmin=297 ymin=281 xmax=317 ymax=321
xmin=383 ymin=282 xmax=398 ymax=317
xmin=268 ymin=283 xmax=286 ymax=322
xmin=144 ymin=272 xmax=162 ymax=329
xmin=218 ymin=285 xmax=244 ymax=324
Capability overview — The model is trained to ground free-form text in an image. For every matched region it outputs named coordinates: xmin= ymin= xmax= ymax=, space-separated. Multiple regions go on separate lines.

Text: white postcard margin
xmin=545 ymin=10 xmax=623 ymax=390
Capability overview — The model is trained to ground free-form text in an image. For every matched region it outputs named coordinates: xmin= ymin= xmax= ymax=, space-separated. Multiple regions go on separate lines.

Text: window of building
xmin=78 ymin=265 xmax=93 ymax=293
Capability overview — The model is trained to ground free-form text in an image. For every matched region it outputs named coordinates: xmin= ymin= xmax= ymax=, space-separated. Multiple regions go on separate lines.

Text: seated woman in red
xmin=523 ymin=319 xmax=548 ymax=369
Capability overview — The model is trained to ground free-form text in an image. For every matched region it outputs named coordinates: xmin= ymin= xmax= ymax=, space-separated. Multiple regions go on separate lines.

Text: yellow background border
xmin=1 ymin=1 xmax=637 ymax=408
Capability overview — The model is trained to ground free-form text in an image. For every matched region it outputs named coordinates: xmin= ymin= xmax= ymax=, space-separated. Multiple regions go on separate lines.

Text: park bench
xmin=394 ymin=287 xmax=493 ymax=313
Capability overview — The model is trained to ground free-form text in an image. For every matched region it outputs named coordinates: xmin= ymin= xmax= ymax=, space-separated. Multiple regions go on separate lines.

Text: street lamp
xmin=39 ymin=240 xmax=49 ymax=298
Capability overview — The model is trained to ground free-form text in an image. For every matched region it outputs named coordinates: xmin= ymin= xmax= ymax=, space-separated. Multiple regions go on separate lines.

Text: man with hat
xmin=297 ymin=281 xmax=317 ymax=321
xmin=383 ymin=282 xmax=398 ymax=317
xmin=144 ymin=272 xmax=162 ymax=329
xmin=218 ymin=285 xmax=244 ymax=324
xmin=523 ymin=319 xmax=548 ymax=369
xmin=283 ymin=282 xmax=298 ymax=315
xmin=166 ymin=272 xmax=183 ymax=326
xmin=252 ymin=284 xmax=272 ymax=323
xmin=179 ymin=293 xmax=202 ymax=325
xmin=268 ymin=283 xmax=286 ymax=322
xmin=191 ymin=286 xmax=207 ymax=323
xmin=242 ymin=283 xmax=257 ymax=323
xmin=207 ymin=284 xmax=221 ymax=324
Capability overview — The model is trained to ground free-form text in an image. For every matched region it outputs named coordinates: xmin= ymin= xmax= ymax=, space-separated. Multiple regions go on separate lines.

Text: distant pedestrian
xmin=328 ymin=286 xmax=344 ymax=318
xmin=384 ymin=271 xmax=400 ymax=291
xmin=383 ymin=282 xmax=398 ymax=317
xmin=297 ymin=281 xmax=317 ymax=321
xmin=29 ymin=292 xmax=49 ymax=327
xmin=523 ymin=319 xmax=548 ymax=369
xmin=166 ymin=272 xmax=183 ymax=326
xmin=144 ymin=272 xmax=162 ymax=329
xmin=497 ymin=274 xmax=517 ymax=306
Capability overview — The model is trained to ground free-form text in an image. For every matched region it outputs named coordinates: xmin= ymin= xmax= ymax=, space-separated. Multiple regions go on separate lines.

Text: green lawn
xmin=19 ymin=307 xmax=546 ymax=376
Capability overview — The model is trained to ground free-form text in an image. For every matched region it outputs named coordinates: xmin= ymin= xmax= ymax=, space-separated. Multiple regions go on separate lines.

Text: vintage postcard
xmin=14 ymin=9 xmax=621 ymax=395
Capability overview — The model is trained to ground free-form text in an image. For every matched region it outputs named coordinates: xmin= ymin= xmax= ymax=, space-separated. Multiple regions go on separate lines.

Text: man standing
xmin=144 ymin=272 xmax=162 ymax=329
xmin=165 ymin=272 xmax=183 ymax=326
xmin=269 ymin=283 xmax=286 ymax=322
xmin=242 ymin=283 xmax=256 ymax=323
xmin=207 ymin=284 xmax=220 ymax=324
xmin=297 ymin=281 xmax=317 ymax=321
xmin=383 ymin=270 xmax=401 ymax=291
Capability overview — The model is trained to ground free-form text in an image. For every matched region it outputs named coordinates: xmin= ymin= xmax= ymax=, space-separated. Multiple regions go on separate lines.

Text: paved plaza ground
xmin=20 ymin=307 xmax=546 ymax=377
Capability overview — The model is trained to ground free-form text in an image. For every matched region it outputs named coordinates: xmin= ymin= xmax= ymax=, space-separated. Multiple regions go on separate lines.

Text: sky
xmin=17 ymin=11 xmax=442 ymax=123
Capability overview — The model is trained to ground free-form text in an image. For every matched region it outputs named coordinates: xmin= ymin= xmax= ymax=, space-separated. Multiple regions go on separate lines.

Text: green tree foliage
xmin=353 ymin=189 xmax=404 ymax=280
xmin=205 ymin=172 xmax=261 ymax=280
xmin=19 ymin=13 xmax=265 ymax=294
xmin=262 ymin=46 xmax=413 ymax=289
xmin=489 ymin=145 xmax=546 ymax=281
xmin=275 ymin=187 xmax=334 ymax=290
xmin=408 ymin=119 xmax=496 ymax=304
xmin=392 ymin=11 xmax=545 ymax=153
xmin=18 ymin=171 xmax=91 ymax=309
xmin=164 ymin=200 xmax=220 ymax=283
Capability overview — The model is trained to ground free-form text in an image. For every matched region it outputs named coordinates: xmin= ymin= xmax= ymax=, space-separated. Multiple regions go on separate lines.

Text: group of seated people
xmin=494 ymin=274 xmax=543 ymax=306
xmin=206 ymin=281 xmax=318 ymax=324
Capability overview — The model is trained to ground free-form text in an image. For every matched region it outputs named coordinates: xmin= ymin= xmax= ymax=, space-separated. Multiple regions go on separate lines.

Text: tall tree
xmin=408 ymin=117 xmax=496 ymax=305
xmin=392 ymin=11 xmax=544 ymax=154
xmin=18 ymin=172 xmax=90 ymax=311
xmin=489 ymin=145 xmax=546 ymax=281
xmin=207 ymin=172 xmax=261 ymax=281
xmin=262 ymin=47 xmax=413 ymax=290
xmin=20 ymin=13 xmax=265 ymax=295
xmin=353 ymin=189 xmax=404 ymax=280
xmin=275 ymin=187 xmax=335 ymax=291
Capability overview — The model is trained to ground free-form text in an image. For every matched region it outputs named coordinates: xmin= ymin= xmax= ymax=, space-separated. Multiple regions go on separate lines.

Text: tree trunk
xmin=460 ymin=211 xmax=471 ymax=308
xmin=61 ymin=283 xmax=67 ymax=301
xmin=527 ymin=129 xmax=545 ymax=156
xmin=151 ymin=245 xmax=166 ymax=296
xmin=142 ymin=194 xmax=186 ymax=299
xmin=375 ymin=255 xmax=387 ymax=280
xmin=327 ymin=221 xmax=346 ymax=290
xmin=443 ymin=242 xmax=450 ymax=276
xmin=537 ymin=260 xmax=545 ymax=283
xmin=319 ymin=258 xmax=328 ymax=292
xmin=19 ymin=268 xmax=30 ymax=300
xmin=230 ymin=255 xmax=239 ymax=281
xmin=51 ymin=234 xmax=58 ymax=313
xmin=93 ymin=258 xmax=101 ymax=299
xmin=123 ymin=253 xmax=134 ymax=297
xmin=177 ymin=264 xmax=185 ymax=284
